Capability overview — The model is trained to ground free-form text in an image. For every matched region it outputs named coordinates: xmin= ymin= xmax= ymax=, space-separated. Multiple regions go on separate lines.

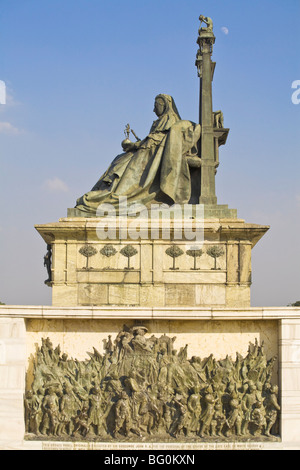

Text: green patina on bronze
xmin=76 ymin=94 xmax=201 ymax=214
xmin=71 ymin=16 xmax=235 ymax=218
xmin=24 ymin=326 xmax=280 ymax=442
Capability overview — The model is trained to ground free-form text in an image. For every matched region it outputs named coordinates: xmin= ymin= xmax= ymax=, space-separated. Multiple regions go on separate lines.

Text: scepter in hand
xmin=121 ymin=123 xmax=141 ymax=151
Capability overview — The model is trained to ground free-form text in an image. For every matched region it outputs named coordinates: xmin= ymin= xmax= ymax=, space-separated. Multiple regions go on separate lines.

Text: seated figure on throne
xmin=75 ymin=94 xmax=201 ymax=215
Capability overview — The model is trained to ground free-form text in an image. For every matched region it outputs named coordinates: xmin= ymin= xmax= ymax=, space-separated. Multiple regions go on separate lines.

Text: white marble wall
xmin=0 ymin=318 xmax=26 ymax=446
xmin=0 ymin=307 xmax=300 ymax=449
xmin=280 ymin=319 xmax=300 ymax=446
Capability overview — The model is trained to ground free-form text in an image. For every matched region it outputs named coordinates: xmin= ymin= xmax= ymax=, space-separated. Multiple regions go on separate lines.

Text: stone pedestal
xmin=35 ymin=216 xmax=269 ymax=309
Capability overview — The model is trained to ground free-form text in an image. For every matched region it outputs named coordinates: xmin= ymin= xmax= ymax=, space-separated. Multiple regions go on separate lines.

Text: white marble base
xmin=0 ymin=306 xmax=300 ymax=450
xmin=1 ymin=439 xmax=299 ymax=451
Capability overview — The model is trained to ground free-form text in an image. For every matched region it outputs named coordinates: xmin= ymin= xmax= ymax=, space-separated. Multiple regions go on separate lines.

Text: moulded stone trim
xmin=0 ymin=306 xmax=300 ymax=321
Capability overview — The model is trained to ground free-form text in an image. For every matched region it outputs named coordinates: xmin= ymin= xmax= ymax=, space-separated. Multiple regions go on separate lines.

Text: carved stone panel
xmin=25 ymin=326 xmax=280 ymax=442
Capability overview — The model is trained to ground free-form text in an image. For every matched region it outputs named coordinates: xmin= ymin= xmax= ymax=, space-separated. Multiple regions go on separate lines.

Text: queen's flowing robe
xmin=76 ymin=95 xmax=201 ymax=215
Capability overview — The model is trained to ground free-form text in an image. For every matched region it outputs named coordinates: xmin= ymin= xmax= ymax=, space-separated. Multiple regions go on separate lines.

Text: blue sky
xmin=0 ymin=0 xmax=299 ymax=306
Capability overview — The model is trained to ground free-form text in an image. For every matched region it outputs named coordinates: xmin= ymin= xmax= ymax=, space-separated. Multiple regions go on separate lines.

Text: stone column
xmin=280 ymin=318 xmax=300 ymax=446
xmin=196 ymin=29 xmax=217 ymax=205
